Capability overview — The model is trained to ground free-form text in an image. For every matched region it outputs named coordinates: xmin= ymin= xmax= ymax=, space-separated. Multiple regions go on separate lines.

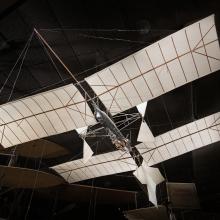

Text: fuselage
xmin=94 ymin=107 xmax=123 ymax=137
xmin=94 ymin=106 xmax=130 ymax=151
xmin=93 ymin=105 xmax=143 ymax=166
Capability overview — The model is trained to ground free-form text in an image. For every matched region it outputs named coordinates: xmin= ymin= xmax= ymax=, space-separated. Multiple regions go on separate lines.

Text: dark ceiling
xmin=0 ymin=0 xmax=220 ymax=219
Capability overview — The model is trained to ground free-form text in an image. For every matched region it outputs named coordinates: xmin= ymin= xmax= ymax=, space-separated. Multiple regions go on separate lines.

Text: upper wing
xmin=0 ymin=84 xmax=96 ymax=148
xmin=85 ymin=15 xmax=220 ymax=114
xmin=1 ymin=15 xmax=219 ymax=148
xmin=52 ymin=112 xmax=220 ymax=183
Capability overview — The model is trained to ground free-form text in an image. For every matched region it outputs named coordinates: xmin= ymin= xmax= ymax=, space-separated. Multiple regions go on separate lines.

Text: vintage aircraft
xmin=0 ymin=14 xmax=219 ymax=206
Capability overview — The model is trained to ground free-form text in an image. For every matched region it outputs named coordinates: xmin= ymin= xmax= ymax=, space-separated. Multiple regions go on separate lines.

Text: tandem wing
xmin=52 ymin=112 xmax=220 ymax=183
xmin=85 ymin=15 xmax=220 ymax=115
xmin=0 ymin=84 xmax=96 ymax=148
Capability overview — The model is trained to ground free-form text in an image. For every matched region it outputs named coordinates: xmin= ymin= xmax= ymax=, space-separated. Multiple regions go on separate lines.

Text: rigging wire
xmin=0 ymin=187 xmax=14 ymax=196
xmin=0 ymin=31 xmax=34 ymax=97
xmin=0 ymin=29 xmax=170 ymax=214
xmin=88 ymin=169 xmax=95 ymax=219
xmin=37 ymin=32 xmax=65 ymax=82
xmin=78 ymin=33 xmax=147 ymax=44
xmin=161 ymin=96 xmax=174 ymax=130
xmin=24 ymin=140 xmax=46 ymax=220
xmin=39 ymin=28 xmax=149 ymax=32
xmin=159 ymin=97 xmax=172 ymax=208
xmin=1 ymin=33 xmax=34 ymax=211
xmin=75 ymin=46 xmax=141 ymax=76
xmin=2 ymin=59 xmax=35 ymax=217
xmin=87 ymin=139 xmax=101 ymax=220
xmin=0 ymin=35 xmax=141 ymax=102
xmin=190 ymin=82 xmax=196 ymax=120
xmin=39 ymin=28 xmax=175 ymax=33
xmin=6 ymin=141 xmax=35 ymax=219
xmin=34 ymin=28 xmax=95 ymax=103
xmin=7 ymin=32 xmax=34 ymax=102
xmin=1 ymin=25 xmax=150 ymax=103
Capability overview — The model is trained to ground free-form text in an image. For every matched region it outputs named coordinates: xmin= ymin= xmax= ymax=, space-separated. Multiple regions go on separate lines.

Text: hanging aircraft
xmin=0 ymin=14 xmax=219 ymax=206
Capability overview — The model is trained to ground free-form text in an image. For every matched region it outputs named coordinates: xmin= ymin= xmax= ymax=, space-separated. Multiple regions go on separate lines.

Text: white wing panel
xmin=85 ymin=15 xmax=220 ymax=114
xmin=206 ymin=41 xmax=220 ymax=72
xmin=159 ymin=36 xmax=177 ymax=61
xmin=179 ymin=54 xmax=198 ymax=81
xmin=174 ymin=139 xmax=187 ymax=154
xmin=166 ymin=142 xmax=178 ymax=157
xmin=143 ymin=70 xmax=164 ymax=97
xmin=132 ymin=77 xmax=153 ymax=101
xmin=4 ymin=125 xmax=21 ymax=145
xmin=134 ymin=50 xmax=152 ymax=73
xmin=7 ymin=122 xmax=29 ymax=143
xmin=122 ymin=56 xmax=141 ymax=78
xmin=146 ymin=43 xmax=164 ymax=67
xmin=52 ymin=112 xmax=220 ymax=183
xmin=23 ymin=98 xmax=42 ymax=114
xmin=158 ymin=145 xmax=171 ymax=160
xmin=183 ymin=136 xmax=195 ymax=151
xmin=2 ymin=105 xmax=22 ymax=121
xmin=155 ymin=65 xmax=175 ymax=92
xmin=167 ymin=59 xmax=186 ymax=87
xmin=191 ymin=133 xmax=203 ymax=149
xmin=0 ymin=84 xmax=96 ymax=148
xmin=151 ymin=149 xmax=163 ymax=164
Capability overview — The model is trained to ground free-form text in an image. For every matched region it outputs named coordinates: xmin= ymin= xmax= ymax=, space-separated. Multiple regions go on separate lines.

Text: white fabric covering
xmin=85 ymin=15 xmax=220 ymax=115
xmin=52 ymin=112 xmax=220 ymax=183
xmin=137 ymin=101 xmax=148 ymax=117
xmin=83 ymin=140 xmax=94 ymax=164
xmin=137 ymin=120 xmax=155 ymax=143
xmin=0 ymin=84 xmax=96 ymax=148
xmin=133 ymin=161 xmax=165 ymax=205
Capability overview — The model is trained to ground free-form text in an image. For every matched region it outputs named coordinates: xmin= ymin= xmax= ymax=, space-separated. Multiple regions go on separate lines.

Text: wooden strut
xmin=34 ymin=28 xmax=145 ymax=170
xmin=33 ymin=28 xmax=93 ymax=102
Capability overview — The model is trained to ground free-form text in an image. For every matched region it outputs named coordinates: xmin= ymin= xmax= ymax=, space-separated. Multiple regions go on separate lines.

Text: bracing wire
xmin=7 ymin=140 xmax=35 ymax=219
xmin=37 ymin=33 xmax=65 ymax=82
xmin=2 ymin=43 xmax=38 ymax=216
xmin=87 ymin=139 xmax=101 ymax=220
xmin=0 ymin=31 xmax=34 ymax=97
xmin=7 ymin=32 xmax=34 ymax=102
xmin=0 ymin=32 xmax=141 ymax=102
xmin=161 ymin=96 xmax=174 ymax=130
xmin=24 ymin=140 xmax=46 ymax=220
xmin=4 ymin=32 xmax=34 ymax=196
